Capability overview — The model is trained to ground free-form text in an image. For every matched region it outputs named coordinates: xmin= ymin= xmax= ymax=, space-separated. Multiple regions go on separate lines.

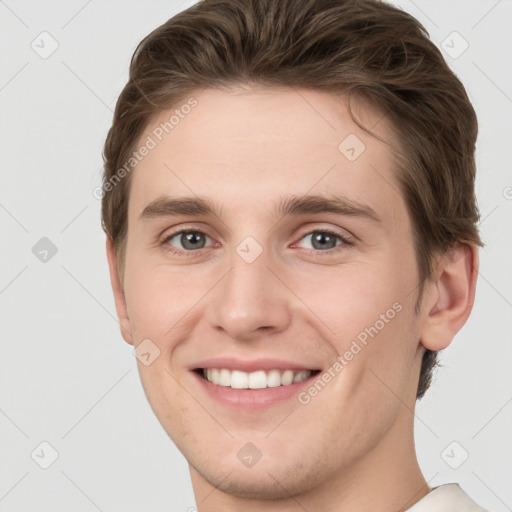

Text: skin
xmin=106 ymin=86 xmax=478 ymax=511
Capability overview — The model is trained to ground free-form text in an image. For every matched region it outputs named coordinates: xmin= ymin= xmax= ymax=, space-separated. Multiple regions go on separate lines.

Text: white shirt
xmin=406 ymin=483 xmax=489 ymax=511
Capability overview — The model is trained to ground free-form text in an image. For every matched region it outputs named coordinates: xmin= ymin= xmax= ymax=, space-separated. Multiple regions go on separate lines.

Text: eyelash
xmin=160 ymin=228 xmax=353 ymax=257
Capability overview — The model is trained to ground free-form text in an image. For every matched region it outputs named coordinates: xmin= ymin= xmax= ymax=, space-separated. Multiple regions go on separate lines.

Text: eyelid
xmin=294 ymin=225 xmax=355 ymax=245
xmin=159 ymin=228 xmax=216 ymax=252
xmin=160 ymin=223 xmax=355 ymax=258
xmin=158 ymin=223 xmax=214 ymax=243
xmin=159 ymin=221 xmax=355 ymax=240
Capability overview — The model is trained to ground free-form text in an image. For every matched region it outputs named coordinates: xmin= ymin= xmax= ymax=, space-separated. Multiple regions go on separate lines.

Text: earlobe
xmin=106 ymin=236 xmax=134 ymax=346
xmin=420 ymin=243 xmax=479 ymax=352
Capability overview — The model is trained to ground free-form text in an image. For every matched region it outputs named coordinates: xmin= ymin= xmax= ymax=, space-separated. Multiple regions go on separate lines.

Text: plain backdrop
xmin=0 ymin=0 xmax=511 ymax=510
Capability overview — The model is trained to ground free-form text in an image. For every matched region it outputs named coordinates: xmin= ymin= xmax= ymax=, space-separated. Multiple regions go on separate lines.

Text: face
xmin=113 ymin=86 xmax=429 ymax=499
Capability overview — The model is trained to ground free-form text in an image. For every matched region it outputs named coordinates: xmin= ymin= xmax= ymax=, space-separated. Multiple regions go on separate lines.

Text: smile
xmin=190 ymin=357 xmax=323 ymax=409
xmin=198 ymin=368 xmax=319 ymax=389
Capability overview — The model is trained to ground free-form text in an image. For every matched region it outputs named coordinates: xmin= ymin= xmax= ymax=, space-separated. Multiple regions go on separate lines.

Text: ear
xmin=106 ymin=236 xmax=134 ymax=345
xmin=420 ymin=243 xmax=479 ymax=351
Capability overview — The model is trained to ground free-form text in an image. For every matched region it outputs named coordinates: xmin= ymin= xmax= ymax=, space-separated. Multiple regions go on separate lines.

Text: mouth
xmin=194 ymin=367 xmax=321 ymax=389
xmin=189 ymin=357 xmax=324 ymax=409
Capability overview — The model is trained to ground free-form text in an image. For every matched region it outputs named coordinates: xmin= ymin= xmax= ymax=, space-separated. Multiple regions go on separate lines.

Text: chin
xmin=190 ymin=452 xmax=325 ymax=501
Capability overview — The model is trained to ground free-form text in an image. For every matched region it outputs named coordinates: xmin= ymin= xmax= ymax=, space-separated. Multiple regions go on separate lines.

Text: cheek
xmin=123 ymin=255 xmax=203 ymax=343
xmin=291 ymin=254 xmax=418 ymax=389
xmin=294 ymin=260 xmax=407 ymax=339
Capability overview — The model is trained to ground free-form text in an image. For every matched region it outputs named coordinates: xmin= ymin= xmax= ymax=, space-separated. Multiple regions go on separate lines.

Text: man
xmin=101 ymin=0 xmax=488 ymax=510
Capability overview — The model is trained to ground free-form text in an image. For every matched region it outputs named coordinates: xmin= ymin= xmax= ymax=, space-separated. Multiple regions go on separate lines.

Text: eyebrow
xmin=139 ymin=194 xmax=381 ymax=223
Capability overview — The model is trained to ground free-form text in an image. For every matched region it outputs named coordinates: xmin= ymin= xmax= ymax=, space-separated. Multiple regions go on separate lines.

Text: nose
xmin=208 ymin=244 xmax=292 ymax=342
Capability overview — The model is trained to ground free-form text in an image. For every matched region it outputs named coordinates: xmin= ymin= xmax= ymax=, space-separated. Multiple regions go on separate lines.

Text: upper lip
xmin=190 ymin=357 xmax=321 ymax=373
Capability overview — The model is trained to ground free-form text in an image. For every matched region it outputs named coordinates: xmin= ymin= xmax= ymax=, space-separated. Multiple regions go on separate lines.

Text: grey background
xmin=0 ymin=0 xmax=511 ymax=510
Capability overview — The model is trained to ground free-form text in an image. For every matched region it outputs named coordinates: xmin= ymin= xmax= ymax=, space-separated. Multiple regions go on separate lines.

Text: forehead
xmin=128 ymin=86 xmax=404 ymax=225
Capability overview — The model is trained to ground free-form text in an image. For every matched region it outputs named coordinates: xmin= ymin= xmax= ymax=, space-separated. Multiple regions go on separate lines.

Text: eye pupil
xmin=182 ymin=232 xmax=205 ymax=250
xmin=312 ymin=232 xmax=337 ymax=250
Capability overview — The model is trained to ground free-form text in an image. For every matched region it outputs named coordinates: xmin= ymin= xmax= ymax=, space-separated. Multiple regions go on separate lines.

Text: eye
xmin=295 ymin=229 xmax=352 ymax=254
xmin=162 ymin=230 xmax=214 ymax=255
xmin=160 ymin=227 xmax=353 ymax=257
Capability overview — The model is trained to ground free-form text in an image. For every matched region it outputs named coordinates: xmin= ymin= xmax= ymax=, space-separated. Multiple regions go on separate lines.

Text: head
xmin=101 ymin=0 xmax=481 ymax=501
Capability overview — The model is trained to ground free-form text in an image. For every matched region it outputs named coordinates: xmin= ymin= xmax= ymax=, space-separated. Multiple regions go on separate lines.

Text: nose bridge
xmin=209 ymin=234 xmax=291 ymax=340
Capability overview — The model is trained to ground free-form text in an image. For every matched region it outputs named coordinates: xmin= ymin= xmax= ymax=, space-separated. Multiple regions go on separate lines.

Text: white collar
xmin=405 ymin=483 xmax=489 ymax=511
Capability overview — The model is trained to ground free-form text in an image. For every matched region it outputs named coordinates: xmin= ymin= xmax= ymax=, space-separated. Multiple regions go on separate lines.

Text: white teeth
xmin=219 ymin=368 xmax=231 ymax=386
xmin=231 ymin=370 xmax=249 ymax=389
xmin=267 ymin=369 xmax=282 ymax=388
xmin=293 ymin=370 xmax=311 ymax=383
xmin=248 ymin=370 xmax=267 ymax=389
xmin=281 ymin=370 xmax=294 ymax=386
xmin=201 ymin=368 xmax=313 ymax=388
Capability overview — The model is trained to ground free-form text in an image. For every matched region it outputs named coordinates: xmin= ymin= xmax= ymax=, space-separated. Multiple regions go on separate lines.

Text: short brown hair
xmin=101 ymin=0 xmax=482 ymax=400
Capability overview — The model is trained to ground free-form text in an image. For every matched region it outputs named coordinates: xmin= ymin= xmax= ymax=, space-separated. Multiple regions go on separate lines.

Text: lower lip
xmin=191 ymin=370 xmax=318 ymax=410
